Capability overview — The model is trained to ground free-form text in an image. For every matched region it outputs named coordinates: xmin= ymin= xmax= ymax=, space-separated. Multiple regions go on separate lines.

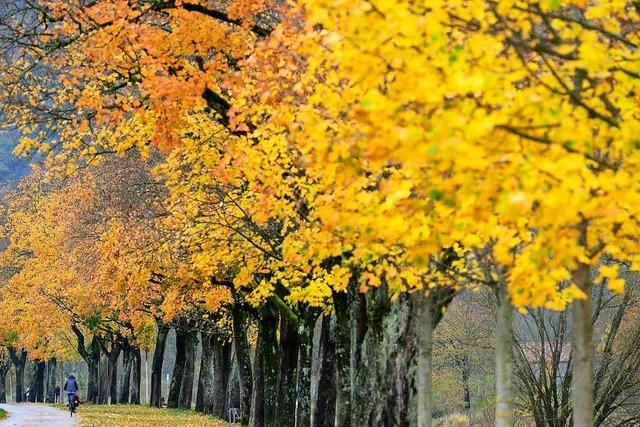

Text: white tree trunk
xmin=495 ymin=280 xmax=514 ymax=427
xmin=416 ymin=292 xmax=433 ymax=427
xmin=572 ymin=263 xmax=594 ymax=427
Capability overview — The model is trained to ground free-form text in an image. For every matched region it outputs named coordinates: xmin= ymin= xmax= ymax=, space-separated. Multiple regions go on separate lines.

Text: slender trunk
xmin=0 ymin=361 xmax=9 ymax=403
xmin=168 ymin=329 xmax=186 ymax=408
xmin=212 ymin=338 xmax=231 ymax=418
xmin=414 ymin=293 xmax=433 ymax=427
xmin=46 ymin=359 xmax=57 ymax=403
xmin=232 ymin=306 xmax=253 ymax=424
xmin=495 ymin=280 xmax=514 ymax=427
xmin=107 ymin=346 xmax=121 ymax=404
xmin=36 ymin=361 xmax=45 ymax=402
xmin=311 ymin=315 xmax=336 ymax=427
xmin=276 ymin=315 xmax=299 ymax=426
xmin=9 ymin=348 xmax=26 ymax=403
xmin=130 ymin=347 xmax=142 ymax=405
xmin=295 ymin=311 xmax=315 ymax=427
xmin=572 ymin=262 xmax=594 ymax=427
xmin=87 ymin=337 xmax=101 ymax=403
xmin=250 ymin=313 xmax=279 ymax=427
xmin=178 ymin=330 xmax=198 ymax=409
xmin=461 ymin=355 xmax=471 ymax=412
xmin=196 ymin=332 xmax=215 ymax=413
xmin=333 ymin=292 xmax=351 ymax=427
xmin=119 ymin=344 xmax=133 ymax=404
xmin=99 ymin=354 xmax=108 ymax=404
xmin=150 ymin=322 xmax=169 ymax=407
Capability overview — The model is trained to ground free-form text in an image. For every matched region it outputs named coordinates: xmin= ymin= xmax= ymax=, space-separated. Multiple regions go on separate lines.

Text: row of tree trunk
xmin=142 ymin=284 xmax=454 ymax=426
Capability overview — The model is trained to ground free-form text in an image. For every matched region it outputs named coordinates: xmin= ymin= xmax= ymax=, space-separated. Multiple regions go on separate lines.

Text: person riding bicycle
xmin=63 ymin=374 xmax=79 ymax=412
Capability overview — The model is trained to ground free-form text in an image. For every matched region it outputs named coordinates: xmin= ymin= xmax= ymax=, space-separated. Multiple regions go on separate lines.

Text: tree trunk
xmin=495 ymin=280 xmax=514 ymax=427
xmin=45 ymin=359 xmax=57 ymax=403
xmin=461 ymin=355 xmax=471 ymax=412
xmin=88 ymin=337 xmax=101 ymax=403
xmin=35 ymin=361 xmax=45 ymax=403
xmin=333 ymin=292 xmax=351 ymax=427
xmin=119 ymin=344 xmax=133 ymax=404
xmin=98 ymin=336 xmax=123 ymax=405
xmin=249 ymin=313 xmax=279 ymax=427
xmin=295 ymin=311 xmax=315 ymax=427
xmin=8 ymin=348 xmax=26 ymax=403
xmin=0 ymin=359 xmax=9 ymax=404
xmin=99 ymin=354 xmax=108 ymax=404
xmin=310 ymin=315 xmax=336 ymax=427
xmin=150 ymin=322 xmax=169 ymax=407
xmin=130 ymin=347 xmax=142 ymax=405
xmin=178 ymin=330 xmax=198 ymax=409
xmin=212 ymin=338 xmax=231 ymax=419
xmin=572 ymin=262 xmax=594 ymax=427
xmin=415 ymin=293 xmax=433 ymax=427
xmin=276 ymin=314 xmax=299 ymax=427
xmin=232 ymin=306 xmax=253 ymax=424
xmin=168 ymin=328 xmax=186 ymax=408
xmin=196 ymin=332 xmax=215 ymax=413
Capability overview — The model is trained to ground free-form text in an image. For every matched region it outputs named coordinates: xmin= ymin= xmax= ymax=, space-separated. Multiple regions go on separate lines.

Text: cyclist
xmin=63 ymin=374 xmax=79 ymax=415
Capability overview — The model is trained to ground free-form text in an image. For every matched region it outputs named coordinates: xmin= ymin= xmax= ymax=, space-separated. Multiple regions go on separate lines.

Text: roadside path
xmin=0 ymin=404 xmax=76 ymax=426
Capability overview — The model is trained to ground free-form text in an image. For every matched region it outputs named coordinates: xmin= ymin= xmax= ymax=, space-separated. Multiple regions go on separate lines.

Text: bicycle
xmin=67 ymin=393 xmax=77 ymax=417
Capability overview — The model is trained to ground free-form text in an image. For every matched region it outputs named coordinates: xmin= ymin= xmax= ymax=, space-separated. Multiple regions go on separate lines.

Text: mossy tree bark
xmin=168 ymin=328 xmax=187 ymax=408
xmin=178 ymin=330 xmax=198 ymax=409
xmin=150 ymin=321 xmax=169 ymax=407
xmin=130 ymin=347 xmax=141 ymax=405
xmin=232 ymin=305 xmax=253 ymax=424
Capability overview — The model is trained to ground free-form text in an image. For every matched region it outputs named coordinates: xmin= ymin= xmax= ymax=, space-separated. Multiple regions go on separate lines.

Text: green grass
xmin=75 ymin=404 xmax=229 ymax=427
xmin=0 ymin=408 xmax=7 ymax=420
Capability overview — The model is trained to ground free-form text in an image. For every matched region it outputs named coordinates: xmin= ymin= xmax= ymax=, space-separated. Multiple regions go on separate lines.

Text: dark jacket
xmin=64 ymin=376 xmax=79 ymax=394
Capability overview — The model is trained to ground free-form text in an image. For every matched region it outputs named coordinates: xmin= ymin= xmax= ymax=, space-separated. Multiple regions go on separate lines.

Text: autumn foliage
xmin=0 ymin=0 xmax=636 ymax=425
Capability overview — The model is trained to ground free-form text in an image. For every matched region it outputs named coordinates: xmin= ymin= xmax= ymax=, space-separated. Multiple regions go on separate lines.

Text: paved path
xmin=0 ymin=404 xmax=76 ymax=426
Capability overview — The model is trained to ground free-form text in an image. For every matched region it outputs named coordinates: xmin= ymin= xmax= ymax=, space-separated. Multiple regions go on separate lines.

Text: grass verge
xmin=73 ymin=404 xmax=230 ymax=427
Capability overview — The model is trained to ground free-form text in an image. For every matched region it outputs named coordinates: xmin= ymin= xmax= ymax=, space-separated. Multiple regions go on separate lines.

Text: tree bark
xmin=461 ymin=355 xmax=471 ymax=412
xmin=415 ymin=293 xmax=433 ymax=427
xmin=150 ymin=322 xmax=169 ymax=407
xmin=99 ymin=354 xmax=108 ymax=404
xmin=232 ymin=306 xmax=253 ymax=424
xmin=0 ymin=357 xmax=9 ymax=404
xmin=45 ymin=359 xmax=57 ymax=403
xmin=88 ymin=337 xmax=101 ymax=403
xmin=196 ymin=332 xmax=215 ymax=413
xmin=8 ymin=348 xmax=26 ymax=403
xmin=249 ymin=313 xmax=279 ymax=427
xmin=119 ymin=343 xmax=133 ymax=404
xmin=98 ymin=336 xmax=123 ymax=405
xmin=168 ymin=328 xmax=186 ymax=408
xmin=276 ymin=314 xmax=299 ymax=427
xmin=333 ymin=292 xmax=351 ymax=427
xmin=130 ymin=347 xmax=142 ymax=405
xmin=178 ymin=330 xmax=198 ymax=409
xmin=495 ymin=280 xmax=514 ymax=427
xmin=572 ymin=262 xmax=594 ymax=427
xmin=35 ymin=361 xmax=45 ymax=402
xmin=212 ymin=338 xmax=231 ymax=418
xmin=295 ymin=310 xmax=316 ymax=427
xmin=310 ymin=315 xmax=336 ymax=427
